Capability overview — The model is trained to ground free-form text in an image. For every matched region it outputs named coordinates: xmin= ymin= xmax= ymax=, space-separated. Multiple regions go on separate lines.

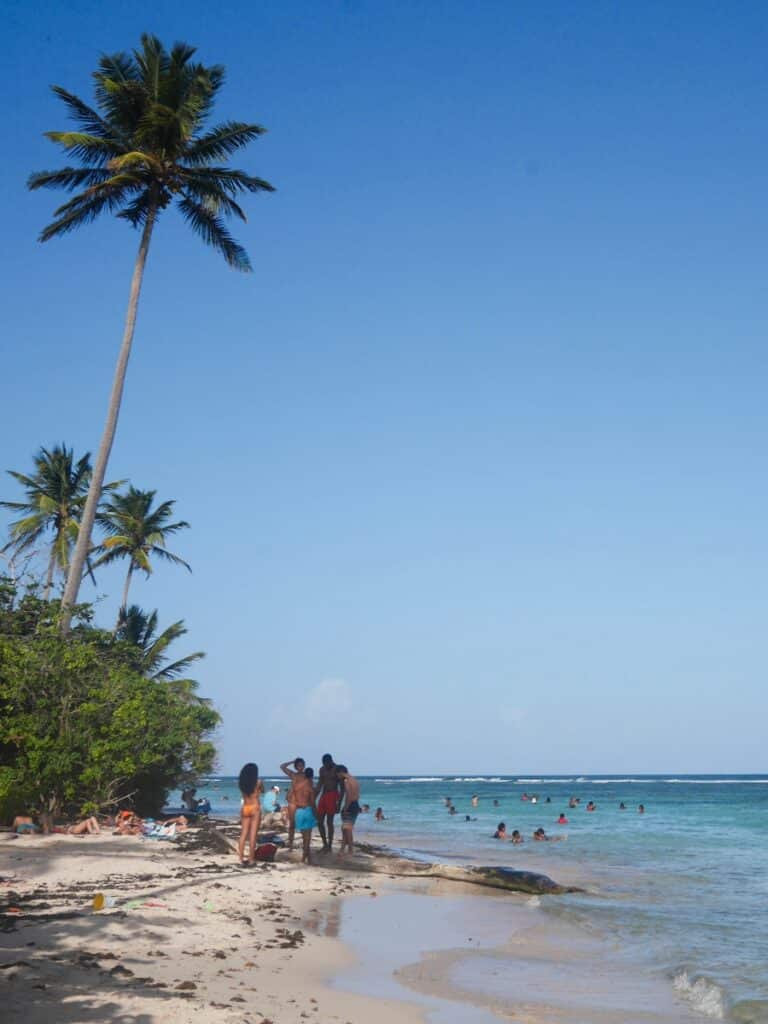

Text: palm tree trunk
xmin=43 ymin=545 xmax=57 ymax=601
xmin=60 ymin=201 xmax=158 ymax=633
xmin=116 ymin=562 xmax=134 ymax=630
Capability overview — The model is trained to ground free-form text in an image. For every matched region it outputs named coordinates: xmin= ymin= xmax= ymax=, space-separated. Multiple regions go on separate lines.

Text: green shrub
xmin=0 ymin=586 xmax=218 ymax=821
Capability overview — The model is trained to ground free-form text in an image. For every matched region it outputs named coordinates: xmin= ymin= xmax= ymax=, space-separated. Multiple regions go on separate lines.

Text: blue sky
xmin=2 ymin=1 xmax=766 ymax=774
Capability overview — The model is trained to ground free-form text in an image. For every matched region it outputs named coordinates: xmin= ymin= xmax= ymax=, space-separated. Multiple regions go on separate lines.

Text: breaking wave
xmin=672 ymin=970 xmax=727 ymax=1018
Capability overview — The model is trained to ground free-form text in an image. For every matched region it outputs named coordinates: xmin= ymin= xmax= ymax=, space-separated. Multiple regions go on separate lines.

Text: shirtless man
xmin=291 ymin=767 xmax=317 ymax=864
xmin=280 ymin=757 xmax=306 ymax=851
xmin=314 ymin=753 xmax=341 ymax=852
xmin=336 ymin=765 xmax=360 ymax=856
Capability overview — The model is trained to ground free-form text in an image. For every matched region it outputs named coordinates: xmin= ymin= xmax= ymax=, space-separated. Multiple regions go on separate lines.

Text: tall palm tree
xmin=0 ymin=444 xmax=120 ymax=599
xmin=94 ymin=486 xmax=191 ymax=617
xmin=29 ymin=35 xmax=274 ymax=630
xmin=115 ymin=604 xmax=205 ymax=682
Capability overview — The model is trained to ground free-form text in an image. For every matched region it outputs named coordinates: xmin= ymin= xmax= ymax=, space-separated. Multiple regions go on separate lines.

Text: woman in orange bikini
xmin=238 ymin=762 xmax=263 ymax=865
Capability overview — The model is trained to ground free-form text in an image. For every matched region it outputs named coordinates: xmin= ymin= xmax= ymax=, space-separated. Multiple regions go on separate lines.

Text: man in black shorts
xmin=336 ymin=765 xmax=360 ymax=856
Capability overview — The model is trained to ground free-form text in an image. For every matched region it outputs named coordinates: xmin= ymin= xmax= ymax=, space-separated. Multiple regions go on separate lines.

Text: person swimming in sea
xmin=493 ymin=822 xmax=507 ymax=839
xmin=510 ymin=829 xmax=523 ymax=843
xmin=586 ymin=801 xmax=596 ymax=812
xmin=619 ymin=802 xmax=626 ymax=810
xmin=638 ymin=803 xmax=645 ymax=814
xmin=557 ymin=813 xmax=568 ymax=824
xmin=374 ymin=807 xmax=385 ymax=821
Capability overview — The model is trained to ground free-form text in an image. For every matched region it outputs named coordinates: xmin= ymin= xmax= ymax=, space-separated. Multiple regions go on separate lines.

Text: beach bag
xmin=254 ymin=842 xmax=277 ymax=862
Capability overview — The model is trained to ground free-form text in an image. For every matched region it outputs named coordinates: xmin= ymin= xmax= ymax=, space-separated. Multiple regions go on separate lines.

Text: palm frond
xmin=28 ymin=167 xmax=114 ymax=192
xmin=50 ymin=86 xmax=114 ymax=138
xmin=148 ymin=547 xmax=192 ymax=571
xmin=153 ymin=649 xmax=205 ymax=681
xmin=39 ymin=188 xmax=134 ymax=241
xmin=0 ymin=499 xmax=33 ymax=512
xmin=177 ymin=196 xmax=251 ymax=271
xmin=43 ymin=131 xmax=123 ymax=166
xmin=116 ymin=191 xmax=153 ymax=226
xmin=184 ymin=122 xmax=267 ymax=164
xmin=182 ymin=166 xmax=275 ymax=196
xmin=179 ymin=172 xmax=247 ymax=220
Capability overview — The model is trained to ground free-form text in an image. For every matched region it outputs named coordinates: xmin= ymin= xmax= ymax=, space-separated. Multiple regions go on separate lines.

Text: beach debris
xmin=109 ymin=964 xmax=134 ymax=978
xmin=176 ymin=980 xmax=197 ymax=990
xmin=92 ymin=892 xmax=116 ymax=911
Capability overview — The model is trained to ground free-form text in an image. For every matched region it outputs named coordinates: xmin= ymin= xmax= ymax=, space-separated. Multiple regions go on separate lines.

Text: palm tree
xmin=115 ymin=604 xmax=205 ymax=682
xmin=94 ymin=486 xmax=191 ymax=618
xmin=0 ymin=444 xmax=120 ymax=599
xmin=29 ymin=35 xmax=275 ymax=630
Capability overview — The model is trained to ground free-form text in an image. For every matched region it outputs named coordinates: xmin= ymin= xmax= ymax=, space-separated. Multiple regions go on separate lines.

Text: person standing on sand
xmin=280 ymin=757 xmax=305 ymax=851
xmin=237 ymin=763 xmax=262 ymax=866
xmin=291 ymin=766 xmax=318 ymax=864
xmin=314 ymin=753 xmax=341 ymax=852
xmin=336 ymin=765 xmax=360 ymax=856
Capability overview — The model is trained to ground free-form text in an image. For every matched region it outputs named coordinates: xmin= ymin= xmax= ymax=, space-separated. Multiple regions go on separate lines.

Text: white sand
xmin=0 ymin=830 xmax=426 ymax=1023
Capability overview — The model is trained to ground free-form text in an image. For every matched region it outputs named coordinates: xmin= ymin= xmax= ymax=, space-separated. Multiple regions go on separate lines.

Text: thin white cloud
xmin=305 ymin=677 xmax=353 ymax=718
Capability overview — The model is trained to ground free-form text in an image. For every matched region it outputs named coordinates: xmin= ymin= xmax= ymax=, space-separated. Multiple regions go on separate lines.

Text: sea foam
xmin=673 ymin=970 xmax=727 ymax=1019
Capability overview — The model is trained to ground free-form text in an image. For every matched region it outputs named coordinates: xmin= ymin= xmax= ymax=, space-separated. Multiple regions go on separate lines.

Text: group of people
xmin=237 ymin=754 xmax=361 ymax=867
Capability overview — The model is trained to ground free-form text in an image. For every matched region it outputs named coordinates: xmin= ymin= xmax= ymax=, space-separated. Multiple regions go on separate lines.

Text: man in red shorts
xmin=314 ymin=753 xmax=341 ymax=852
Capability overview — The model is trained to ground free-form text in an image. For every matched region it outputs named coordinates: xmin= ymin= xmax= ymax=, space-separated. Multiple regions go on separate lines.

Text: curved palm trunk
xmin=115 ymin=562 xmax=135 ymax=630
xmin=60 ymin=203 xmax=158 ymax=633
xmin=43 ymin=545 xmax=57 ymax=601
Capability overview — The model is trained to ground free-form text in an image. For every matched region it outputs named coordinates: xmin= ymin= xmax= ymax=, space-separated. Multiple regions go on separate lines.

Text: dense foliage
xmin=0 ymin=583 xmax=219 ymax=822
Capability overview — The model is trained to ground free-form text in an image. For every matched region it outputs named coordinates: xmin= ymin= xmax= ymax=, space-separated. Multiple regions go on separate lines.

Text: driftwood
xmin=334 ymin=853 xmax=582 ymax=894
xmin=209 ymin=824 xmax=579 ymax=895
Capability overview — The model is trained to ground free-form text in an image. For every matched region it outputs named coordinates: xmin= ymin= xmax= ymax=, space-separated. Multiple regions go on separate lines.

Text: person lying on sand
xmin=66 ymin=816 xmax=100 ymax=835
xmin=114 ymin=812 xmax=187 ymax=836
xmin=12 ymin=816 xmax=40 ymax=835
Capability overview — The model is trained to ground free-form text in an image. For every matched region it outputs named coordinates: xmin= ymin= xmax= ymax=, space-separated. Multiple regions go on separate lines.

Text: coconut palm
xmin=94 ymin=486 xmax=191 ymax=617
xmin=0 ymin=444 xmax=120 ymax=599
xmin=29 ymin=35 xmax=274 ymax=629
xmin=115 ymin=604 xmax=205 ymax=682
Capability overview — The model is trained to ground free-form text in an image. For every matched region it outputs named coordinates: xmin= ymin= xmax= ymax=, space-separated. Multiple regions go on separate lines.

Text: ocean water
xmin=190 ymin=774 xmax=768 ymax=1021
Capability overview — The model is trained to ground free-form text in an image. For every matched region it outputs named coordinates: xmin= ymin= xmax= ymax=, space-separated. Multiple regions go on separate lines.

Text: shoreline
xmin=0 ymin=822 xmax=717 ymax=1023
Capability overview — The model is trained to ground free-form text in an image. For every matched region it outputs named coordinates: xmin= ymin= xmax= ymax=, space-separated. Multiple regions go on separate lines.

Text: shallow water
xmin=191 ymin=773 xmax=768 ymax=1020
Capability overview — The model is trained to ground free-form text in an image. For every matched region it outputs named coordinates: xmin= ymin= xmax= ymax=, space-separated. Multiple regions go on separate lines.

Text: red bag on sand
xmin=255 ymin=843 xmax=277 ymax=862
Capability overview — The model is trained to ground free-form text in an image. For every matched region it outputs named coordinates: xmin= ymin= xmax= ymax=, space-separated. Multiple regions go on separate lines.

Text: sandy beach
xmin=1 ymin=822 xmax=713 ymax=1024
xmin=0 ymin=827 xmax=428 ymax=1024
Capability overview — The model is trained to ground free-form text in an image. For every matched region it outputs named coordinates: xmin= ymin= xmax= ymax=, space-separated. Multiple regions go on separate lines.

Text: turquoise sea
xmin=189 ymin=773 xmax=768 ymax=1022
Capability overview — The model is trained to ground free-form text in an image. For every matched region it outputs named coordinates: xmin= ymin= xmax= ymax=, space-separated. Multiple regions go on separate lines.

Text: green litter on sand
xmin=126 ymin=900 xmax=141 ymax=910
xmin=203 ymin=900 xmax=214 ymax=911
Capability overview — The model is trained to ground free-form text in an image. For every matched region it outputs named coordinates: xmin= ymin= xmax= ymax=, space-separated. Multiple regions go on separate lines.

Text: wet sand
xmin=335 ymin=883 xmax=712 ymax=1023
